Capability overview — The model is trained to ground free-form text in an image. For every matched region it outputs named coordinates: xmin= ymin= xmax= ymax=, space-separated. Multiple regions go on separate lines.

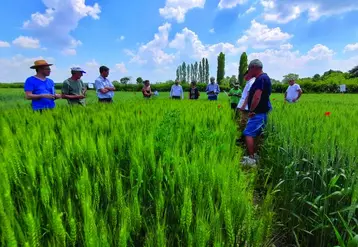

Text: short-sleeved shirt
xmin=248 ymin=73 xmax=272 ymax=114
xmin=189 ymin=87 xmax=199 ymax=99
xmin=229 ymin=88 xmax=242 ymax=104
xmin=24 ymin=76 xmax=55 ymax=111
xmin=95 ymin=76 xmax=114 ymax=99
xmin=62 ymin=78 xmax=86 ymax=105
xmin=286 ymin=84 xmax=301 ymax=101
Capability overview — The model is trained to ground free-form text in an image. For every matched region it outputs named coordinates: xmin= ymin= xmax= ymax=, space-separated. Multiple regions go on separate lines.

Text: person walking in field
xmin=189 ymin=81 xmax=200 ymax=100
xmin=242 ymin=59 xmax=272 ymax=167
xmin=285 ymin=78 xmax=302 ymax=103
xmin=206 ymin=77 xmax=220 ymax=100
xmin=61 ymin=67 xmax=87 ymax=106
xmin=142 ymin=80 xmax=154 ymax=98
xmin=95 ymin=66 xmax=116 ymax=103
xmin=237 ymin=71 xmax=256 ymax=131
xmin=24 ymin=60 xmax=62 ymax=112
xmin=170 ymin=80 xmax=184 ymax=99
xmin=228 ymin=84 xmax=242 ymax=109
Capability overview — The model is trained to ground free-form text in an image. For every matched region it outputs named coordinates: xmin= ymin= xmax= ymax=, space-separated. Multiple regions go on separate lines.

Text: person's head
xmin=234 ymin=84 xmax=239 ymax=89
xmin=99 ymin=66 xmax=110 ymax=78
xmin=71 ymin=67 xmax=86 ymax=80
xmin=288 ymin=79 xmax=295 ymax=86
xmin=143 ymin=80 xmax=150 ymax=86
xmin=191 ymin=81 xmax=197 ymax=87
xmin=175 ymin=79 xmax=179 ymax=85
xmin=31 ymin=60 xmax=53 ymax=77
xmin=210 ymin=77 xmax=215 ymax=84
xmin=248 ymin=59 xmax=263 ymax=78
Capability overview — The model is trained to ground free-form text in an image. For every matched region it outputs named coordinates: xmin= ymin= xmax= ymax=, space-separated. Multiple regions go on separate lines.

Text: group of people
xmin=24 ymin=58 xmax=303 ymax=167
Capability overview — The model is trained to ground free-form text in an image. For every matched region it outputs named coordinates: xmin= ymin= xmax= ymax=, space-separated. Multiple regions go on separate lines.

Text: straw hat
xmin=30 ymin=60 xmax=53 ymax=69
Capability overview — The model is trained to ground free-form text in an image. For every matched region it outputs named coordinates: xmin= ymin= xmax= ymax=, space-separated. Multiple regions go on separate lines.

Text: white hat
xmin=71 ymin=67 xmax=86 ymax=73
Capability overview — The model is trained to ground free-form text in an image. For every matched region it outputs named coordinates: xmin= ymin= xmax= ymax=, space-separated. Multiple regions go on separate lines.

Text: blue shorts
xmin=208 ymin=95 xmax=218 ymax=101
xmin=243 ymin=113 xmax=268 ymax=137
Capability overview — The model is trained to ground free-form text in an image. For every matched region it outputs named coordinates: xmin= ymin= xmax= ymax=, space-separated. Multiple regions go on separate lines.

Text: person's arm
xmin=248 ymin=89 xmax=263 ymax=117
xmin=170 ymin=86 xmax=173 ymax=98
xmin=240 ymin=96 xmax=249 ymax=111
xmin=228 ymin=89 xmax=233 ymax=96
xmin=216 ymin=85 xmax=220 ymax=94
xmin=206 ymin=85 xmax=211 ymax=94
xmin=294 ymin=85 xmax=302 ymax=101
xmin=95 ymin=79 xmax=109 ymax=94
xmin=181 ymin=86 xmax=184 ymax=99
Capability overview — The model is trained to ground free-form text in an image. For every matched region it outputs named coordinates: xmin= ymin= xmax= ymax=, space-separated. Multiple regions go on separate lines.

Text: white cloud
xmin=12 ymin=36 xmax=41 ymax=49
xmin=86 ymin=59 xmax=99 ymax=68
xmin=125 ymin=23 xmax=175 ymax=66
xmin=62 ymin=48 xmax=77 ymax=56
xmin=218 ymin=0 xmax=248 ymax=9
xmin=159 ymin=0 xmax=205 ymax=23
xmin=245 ymin=44 xmax=342 ymax=80
xmin=0 ymin=41 xmax=10 ymax=48
xmin=344 ymin=43 xmax=358 ymax=53
xmin=23 ymin=0 xmax=100 ymax=51
xmin=245 ymin=6 xmax=256 ymax=14
xmin=115 ymin=63 xmax=128 ymax=73
xmin=209 ymin=28 xmax=215 ymax=34
xmin=237 ymin=20 xmax=292 ymax=49
xmin=118 ymin=36 xmax=125 ymax=41
xmin=260 ymin=0 xmax=358 ymax=23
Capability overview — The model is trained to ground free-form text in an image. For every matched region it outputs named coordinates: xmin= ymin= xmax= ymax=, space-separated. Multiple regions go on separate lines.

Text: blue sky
xmin=0 ymin=0 xmax=358 ymax=83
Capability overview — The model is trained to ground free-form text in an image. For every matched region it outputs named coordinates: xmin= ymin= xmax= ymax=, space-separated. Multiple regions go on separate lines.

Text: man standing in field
xmin=206 ymin=77 xmax=220 ymax=100
xmin=95 ymin=66 xmax=116 ymax=103
xmin=61 ymin=67 xmax=87 ymax=106
xmin=189 ymin=81 xmax=200 ymax=100
xmin=170 ymin=79 xmax=184 ymax=99
xmin=242 ymin=59 xmax=272 ymax=167
xmin=285 ymin=78 xmax=302 ymax=103
xmin=237 ymin=71 xmax=256 ymax=132
xmin=228 ymin=84 xmax=242 ymax=109
xmin=24 ymin=60 xmax=62 ymax=112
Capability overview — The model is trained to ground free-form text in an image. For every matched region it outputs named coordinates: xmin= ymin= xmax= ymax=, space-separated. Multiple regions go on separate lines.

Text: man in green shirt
xmin=62 ymin=67 xmax=87 ymax=106
xmin=228 ymin=84 xmax=242 ymax=109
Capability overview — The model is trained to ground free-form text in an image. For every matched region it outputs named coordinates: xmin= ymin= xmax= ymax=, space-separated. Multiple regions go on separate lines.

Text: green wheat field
xmin=0 ymin=88 xmax=357 ymax=247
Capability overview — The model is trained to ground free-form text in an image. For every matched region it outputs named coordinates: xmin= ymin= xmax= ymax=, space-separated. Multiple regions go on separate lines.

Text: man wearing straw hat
xmin=61 ymin=67 xmax=87 ymax=106
xmin=24 ymin=60 xmax=62 ymax=111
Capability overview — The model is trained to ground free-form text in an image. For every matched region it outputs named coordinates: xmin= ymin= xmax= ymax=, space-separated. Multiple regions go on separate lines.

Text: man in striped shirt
xmin=206 ymin=77 xmax=220 ymax=100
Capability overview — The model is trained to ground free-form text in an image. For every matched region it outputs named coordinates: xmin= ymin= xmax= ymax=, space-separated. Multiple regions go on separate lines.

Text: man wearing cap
xmin=206 ymin=77 xmax=220 ymax=100
xmin=24 ymin=60 xmax=62 ymax=111
xmin=285 ymin=78 xmax=302 ymax=103
xmin=95 ymin=66 xmax=116 ymax=103
xmin=242 ymin=59 xmax=272 ymax=167
xmin=61 ymin=67 xmax=87 ymax=106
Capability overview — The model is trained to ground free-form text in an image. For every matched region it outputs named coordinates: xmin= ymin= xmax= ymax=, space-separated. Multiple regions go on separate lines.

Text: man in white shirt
xmin=237 ymin=71 xmax=256 ymax=131
xmin=285 ymin=79 xmax=302 ymax=103
xmin=170 ymin=80 xmax=184 ymax=99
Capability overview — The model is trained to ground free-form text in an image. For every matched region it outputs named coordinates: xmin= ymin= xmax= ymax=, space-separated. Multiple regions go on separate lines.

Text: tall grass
xmin=261 ymin=94 xmax=358 ymax=246
xmin=0 ymin=99 xmax=273 ymax=246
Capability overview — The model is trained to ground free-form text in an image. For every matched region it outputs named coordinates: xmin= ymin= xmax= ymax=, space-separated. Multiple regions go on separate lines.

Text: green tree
xmin=348 ymin=65 xmax=358 ymax=78
xmin=238 ymin=52 xmax=248 ymax=87
xmin=205 ymin=58 xmax=209 ymax=84
xmin=217 ymin=52 xmax=225 ymax=84
xmin=282 ymin=73 xmax=299 ymax=84
xmin=202 ymin=58 xmax=206 ymax=83
xmin=120 ymin=77 xmax=131 ymax=84
xmin=194 ymin=62 xmax=198 ymax=82
xmin=176 ymin=67 xmax=180 ymax=81
xmin=191 ymin=64 xmax=195 ymax=82
xmin=312 ymin=74 xmax=321 ymax=82
xmin=187 ymin=65 xmax=190 ymax=83
xmin=136 ymin=77 xmax=143 ymax=84
xmin=182 ymin=62 xmax=187 ymax=82
xmin=199 ymin=61 xmax=203 ymax=83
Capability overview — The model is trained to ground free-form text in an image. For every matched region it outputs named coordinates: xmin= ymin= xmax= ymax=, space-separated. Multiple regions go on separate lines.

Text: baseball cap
xmin=71 ymin=67 xmax=86 ymax=73
xmin=248 ymin=59 xmax=263 ymax=69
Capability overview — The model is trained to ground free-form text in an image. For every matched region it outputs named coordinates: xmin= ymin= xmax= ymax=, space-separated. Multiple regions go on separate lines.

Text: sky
xmin=1 ymin=0 xmax=358 ymax=83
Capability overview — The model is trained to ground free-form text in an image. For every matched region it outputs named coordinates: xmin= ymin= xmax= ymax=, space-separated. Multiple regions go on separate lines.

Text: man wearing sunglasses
xmin=24 ymin=60 xmax=62 ymax=112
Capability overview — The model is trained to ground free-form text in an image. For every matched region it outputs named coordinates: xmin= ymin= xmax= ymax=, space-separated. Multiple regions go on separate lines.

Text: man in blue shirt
xmin=24 ymin=60 xmax=62 ymax=111
xmin=95 ymin=66 xmax=116 ymax=103
xmin=242 ymin=59 xmax=272 ymax=167
xmin=206 ymin=77 xmax=220 ymax=100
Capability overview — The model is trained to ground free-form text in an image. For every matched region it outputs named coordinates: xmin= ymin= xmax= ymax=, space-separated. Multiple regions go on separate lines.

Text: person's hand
xmin=42 ymin=94 xmax=55 ymax=99
xmin=54 ymin=94 xmax=62 ymax=99
xmin=292 ymin=98 xmax=297 ymax=102
xmin=248 ymin=111 xmax=256 ymax=118
xmin=78 ymin=95 xmax=86 ymax=99
xmin=240 ymin=106 xmax=245 ymax=111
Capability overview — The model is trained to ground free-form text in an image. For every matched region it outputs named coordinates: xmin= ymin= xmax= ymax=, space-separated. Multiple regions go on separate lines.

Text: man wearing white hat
xmin=24 ymin=60 xmax=62 ymax=111
xmin=61 ymin=67 xmax=87 ymax=106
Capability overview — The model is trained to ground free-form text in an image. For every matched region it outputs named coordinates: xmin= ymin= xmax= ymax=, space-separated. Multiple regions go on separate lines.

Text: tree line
xmin=175 ymin=58 xmax=210 ymax=83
